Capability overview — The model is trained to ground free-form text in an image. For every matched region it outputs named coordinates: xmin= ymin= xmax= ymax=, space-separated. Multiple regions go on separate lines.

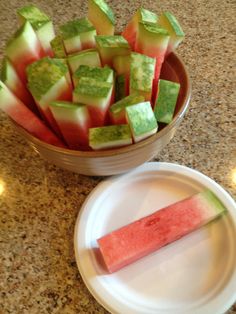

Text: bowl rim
xmin=11 ymin=52 xmax=191 ymax=158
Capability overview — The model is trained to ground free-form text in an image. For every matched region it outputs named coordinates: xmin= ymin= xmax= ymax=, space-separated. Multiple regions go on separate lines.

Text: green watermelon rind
xmin=17 ymin=5 xmax=51 ymax=30
xmin=74 ymin=77 xmax=112 ymax=98
xmin=202 ymin=190 xmax=227 ymax=214
xmin=60 ymin=18 xmax=96 ymax=40
xmin=27 ymin=57 xmax=68 ymax=100
xmin=126 ymin=101 xmax=158 ymax=137
xmin=154 ymin=79 xmax=180 ymax=124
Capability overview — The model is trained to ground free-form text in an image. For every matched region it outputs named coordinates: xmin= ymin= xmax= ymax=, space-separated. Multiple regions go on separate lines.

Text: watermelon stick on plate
xmin=50 ymin=101 xmax=91 ymax=150
xmin=5 ymin=21 xmax=43 ymax=84
xmin=97 ymin=189 xmax=227 ymax=273
xmin=17 ymin=5 xmax=55 ymax=57
xmin=1 ymin=57 xmax=37 ymax=113
xmin=122 ymin=7 xmax=158 ymax=50
xmin=0 ymin=81 xmax=65 ymax=148
xmin=88 ymin=0 xmax=115 ymax=35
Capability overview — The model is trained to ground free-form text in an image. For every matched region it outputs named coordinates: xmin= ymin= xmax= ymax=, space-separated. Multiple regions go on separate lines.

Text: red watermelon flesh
xmin=98 ymin=190 xmax=226 ymax=273
xmin=0 ymin=82 xmax=65 ymax=148
xmin=6 ymin=21 xmax=44 ymax=84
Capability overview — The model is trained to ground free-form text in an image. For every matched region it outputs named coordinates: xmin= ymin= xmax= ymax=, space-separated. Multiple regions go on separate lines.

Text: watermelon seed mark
xmin=145 ymin=217 xmax=161 ymax=227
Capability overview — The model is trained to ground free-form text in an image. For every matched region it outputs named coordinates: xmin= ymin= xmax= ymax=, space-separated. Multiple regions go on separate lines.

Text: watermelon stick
xmin=89 ymin=125 xmax=132 ymax=150
xmin=6 ymin=21 xmax=43 ymax=84
xmin=98 ymin=189 xmax=227 ymax=273
xmin=122 ymin=7 xmax=158 ymax=50
xmin=109 ymin=93 xmax=145 ymax=125
xmin=50 ymin=101 xmax=91 ymax=150
xmin=154 ymin=79 xmax=180 ymax=124
xmin=88 ymin=0 xmax=115 ymax=36
xmin=67 ymin=49 xmax=101 ymax=74
xmin=126 ymin=101 xmax=158 ymax=143
xmin=158 ymin=12 xmax=185 ymax=57
xmin=95 ymin=35 xmax=131 ymax=67
xmin=0 ymin=81 xmax=65 ymax=148
xmin=60 ymin=18 xmax=97 ymax=54
xmin=73 ymin=77 xmax=113 ymax=127
xmin=112 ymin=55 xmax=130 ymax=99
xmin=129 ymin=52 xmax=156 ymax=102
xmin=17 ymin=5 xmax=55 ymax=57
xmin=27 ymin=57 xmax=72 ymax=136
xmin=72 ymin=65 xmax=113 ymax=87
xmin=135 ymin=22 xmax=170 ymax=102
xmin=50 ymin=35 xmax=67 ymax=58
xmin=1 ymin=57 xmax=38 ymax=113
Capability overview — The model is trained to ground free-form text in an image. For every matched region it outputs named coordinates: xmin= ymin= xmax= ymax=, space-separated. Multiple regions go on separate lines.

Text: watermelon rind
xmin=50 ymin=35 xmax=67 ymax=58
xmin=89 ymin=124 xmax=132 ymax=150
xmin=95 ymin=35 xmax=130 ymax=66
xmin=130 ymin=52 xmax=156 ymax=100
xmin=158 ymin=11 xmax=185 ymax=54
xmin=67 ymin=49 xmax=101 ymax=73
xmin=73 ymin=77 xmax=112 ymax=107
xmin=126 ymin=101 xmax=158 ymax=142
xmin=88 ymin=0 xmax=115 ymax=35
xmin=27 ymin=57 xmax=68 ymax=101
xmin=154 ymin=79 xmax=180 ymax=124
xmin=73 ymin=64 xmax=113 ymax=86
xmin=17 ymin=5 xmax=55 ymax=55
xmin=6 ymin=21 xmax=41 ymax=64
xmin=110 ymin=93 xmax=145 ymax=119
xmin=60 ymin=18 xmax=96 ymax=53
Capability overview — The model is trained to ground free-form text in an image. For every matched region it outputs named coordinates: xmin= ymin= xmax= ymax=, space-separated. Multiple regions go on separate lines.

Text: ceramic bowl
xmin=11 ymin=52 xmax=191 ymax=176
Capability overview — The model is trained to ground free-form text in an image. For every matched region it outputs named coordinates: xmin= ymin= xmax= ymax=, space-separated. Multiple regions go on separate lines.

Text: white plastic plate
xmin=74 ymin=162 xmax=236 ymax=314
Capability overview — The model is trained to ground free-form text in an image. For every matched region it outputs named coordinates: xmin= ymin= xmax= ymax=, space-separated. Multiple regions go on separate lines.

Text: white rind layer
xmin=0 ymin=81 xmax=17 ymax=110
xmin=73 ymin=86 xmax=112 ymax=109
xmin=64 ymin=36 xmax=82 ymax=54
xmin=50 ymin=105 xmax=89 ymax=126
xmin=68 ymin=50 xmax=101 ymax=73
xmin=91 ymin=137 xmax=132 ymax=150
xmin=37 ymin=76 xmax=69 ymax=109
xmin=36 ymin=21 xmax=55 ymax=54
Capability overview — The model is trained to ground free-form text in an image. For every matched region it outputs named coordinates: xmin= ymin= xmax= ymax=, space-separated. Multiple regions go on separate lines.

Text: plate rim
xmin=74 ymin=162 xmax=236 ymax=314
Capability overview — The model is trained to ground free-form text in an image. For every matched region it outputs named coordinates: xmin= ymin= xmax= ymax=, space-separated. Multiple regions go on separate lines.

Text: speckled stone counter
xmin=0 ymin=0 xmax=235 ymax=313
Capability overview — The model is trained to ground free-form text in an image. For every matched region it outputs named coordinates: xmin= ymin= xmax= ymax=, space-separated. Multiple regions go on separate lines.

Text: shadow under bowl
xmin=11 ymin=52 xmax=191 ymax=176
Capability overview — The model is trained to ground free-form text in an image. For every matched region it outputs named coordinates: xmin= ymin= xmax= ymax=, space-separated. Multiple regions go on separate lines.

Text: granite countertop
xmin=0 ymin=0 xmax=235 ymax=313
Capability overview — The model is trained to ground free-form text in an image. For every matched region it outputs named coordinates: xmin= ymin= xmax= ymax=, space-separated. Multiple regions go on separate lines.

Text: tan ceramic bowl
xmin=12 ymin=53 xmax=191 ymax=176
